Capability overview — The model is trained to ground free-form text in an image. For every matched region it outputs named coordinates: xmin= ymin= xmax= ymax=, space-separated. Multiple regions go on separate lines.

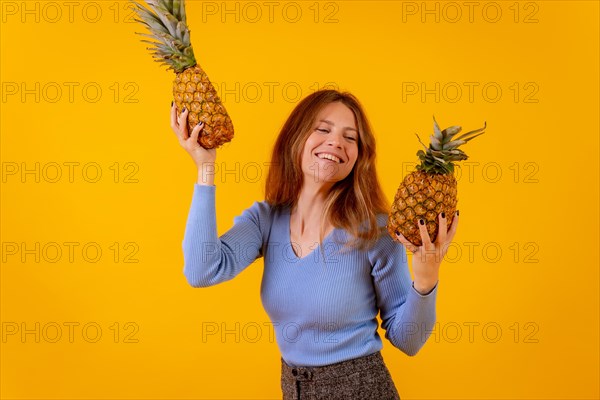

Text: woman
xmin=171 ymin=89 xmax=458 ymax=399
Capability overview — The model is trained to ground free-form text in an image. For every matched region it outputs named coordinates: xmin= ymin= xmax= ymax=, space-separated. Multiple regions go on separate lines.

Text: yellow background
xmin=1 ymin=0 xmax=598 ymax=399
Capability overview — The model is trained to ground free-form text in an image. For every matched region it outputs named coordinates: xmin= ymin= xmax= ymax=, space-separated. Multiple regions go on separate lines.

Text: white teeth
xmin=317 ymin=153 xmax=341 ymax=163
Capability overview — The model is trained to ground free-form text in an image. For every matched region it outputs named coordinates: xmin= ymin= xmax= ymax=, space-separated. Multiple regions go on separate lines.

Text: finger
xmin=436 ymin=211 xmax=448 ymax=245
xmin=417 ymin=218 xmax=433 ymax=248
xmin=396 ymin=233 xmax=419 ymax=253
xmin=170 ymin=101 xmax=179 ymax=133
xmin=189 ymin=121 xmax=204 ymax=144
xmin=446 ymin=210 xmax=460 ymax=243
xmin=178 ymin=106 xmax=189 ymax=139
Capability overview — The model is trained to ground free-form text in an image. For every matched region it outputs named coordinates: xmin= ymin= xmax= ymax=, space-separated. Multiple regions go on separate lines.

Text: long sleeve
xmin=368 ymin=230 xmax=438 ymax=356
xmin=182 ymin=184 xmax=270 ymax=287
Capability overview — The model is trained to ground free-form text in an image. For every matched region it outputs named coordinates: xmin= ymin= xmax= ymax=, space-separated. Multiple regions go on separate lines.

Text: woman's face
xmin=300 ymin=101 xmax=359 ymax=185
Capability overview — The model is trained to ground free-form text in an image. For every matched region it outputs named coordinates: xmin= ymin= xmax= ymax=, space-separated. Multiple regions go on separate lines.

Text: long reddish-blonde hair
xmin=265 ymin=89 xmax=390 ymax=251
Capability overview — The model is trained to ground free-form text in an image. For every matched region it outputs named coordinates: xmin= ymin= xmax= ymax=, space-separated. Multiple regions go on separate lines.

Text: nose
xmin=325 ymin=132 xmax=342 ymax=148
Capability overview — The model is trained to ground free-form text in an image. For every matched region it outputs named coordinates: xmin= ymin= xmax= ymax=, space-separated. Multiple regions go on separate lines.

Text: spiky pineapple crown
xmin=415 ymin=116 xmax=486 ymax=174
xmin=131 ymin=0 xmax=196 ymax=73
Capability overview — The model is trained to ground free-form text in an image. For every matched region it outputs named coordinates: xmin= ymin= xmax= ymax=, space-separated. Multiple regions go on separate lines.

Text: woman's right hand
xmin=170 ymin=102 xmax=217 ymax=167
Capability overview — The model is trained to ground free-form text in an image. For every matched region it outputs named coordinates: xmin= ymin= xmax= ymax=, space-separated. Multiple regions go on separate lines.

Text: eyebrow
xmin=318 ymin=119 xmax=358 ymax=133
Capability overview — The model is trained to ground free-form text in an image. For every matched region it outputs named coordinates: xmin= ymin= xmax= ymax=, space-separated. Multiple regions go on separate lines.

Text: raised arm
xmin=371 ymin=208 xmax=459 ymax=356
xmin=170 ymin=103 xmax=268 ymax=288
xmin=368 ymin=223 xmax=439 ymax=357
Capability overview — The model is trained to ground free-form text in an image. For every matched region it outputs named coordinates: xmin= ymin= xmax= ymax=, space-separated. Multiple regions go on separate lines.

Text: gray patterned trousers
xmin=281 ymin=351 xmax=401 ymax=400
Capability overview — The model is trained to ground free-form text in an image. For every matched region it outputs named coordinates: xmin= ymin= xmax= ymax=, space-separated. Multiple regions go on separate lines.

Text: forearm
xmin=387 ymin=283 xmax=438 ymax=356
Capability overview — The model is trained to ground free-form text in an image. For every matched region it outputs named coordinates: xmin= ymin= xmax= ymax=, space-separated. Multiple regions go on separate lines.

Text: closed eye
xmin=317 ymin=128 xmax=329 ymax=133
xmin=345 ymin=136 xmax=357 ymax=141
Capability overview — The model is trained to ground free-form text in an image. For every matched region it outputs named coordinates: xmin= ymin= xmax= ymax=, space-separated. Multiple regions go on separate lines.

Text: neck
xmin=291 ymin=181 xmax=333 ymax=235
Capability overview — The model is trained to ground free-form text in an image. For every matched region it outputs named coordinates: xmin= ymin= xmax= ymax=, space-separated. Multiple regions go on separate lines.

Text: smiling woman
xmin=265 ymin=91 xmax=388 ymax=254
xmin=172 ymin=89 xmax=456 ymax=400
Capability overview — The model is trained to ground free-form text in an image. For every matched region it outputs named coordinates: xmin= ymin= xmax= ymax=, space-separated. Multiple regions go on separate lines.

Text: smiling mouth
xmin=315 ymin=153 xmax=343 ymax=163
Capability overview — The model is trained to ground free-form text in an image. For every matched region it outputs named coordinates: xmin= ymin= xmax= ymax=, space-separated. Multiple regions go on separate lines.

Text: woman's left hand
xmin=395 ymin=211 xmax=459 ymax=294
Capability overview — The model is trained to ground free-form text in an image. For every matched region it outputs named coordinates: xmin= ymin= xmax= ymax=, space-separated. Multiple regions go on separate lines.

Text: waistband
xmin=281 ymin=351 xmax=384 ymax=382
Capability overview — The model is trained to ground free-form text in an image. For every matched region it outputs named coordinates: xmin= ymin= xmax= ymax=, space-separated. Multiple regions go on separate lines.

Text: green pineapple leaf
xmin=462 ymin=131 xmax=486 ymax=143
xmin=433 ymin=115 xmax=442 ymax=138
xmin=415 ymin=133 xmax=428 ymax=151
xmin=430 ymin=134 xmax=442 ymax=150
xmin=453 ymin=121 xmax=486 ymax=141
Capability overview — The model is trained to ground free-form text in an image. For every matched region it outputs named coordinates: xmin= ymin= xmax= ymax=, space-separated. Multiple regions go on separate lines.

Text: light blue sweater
xmin=183 ymin=184 xmax=438 ymax=367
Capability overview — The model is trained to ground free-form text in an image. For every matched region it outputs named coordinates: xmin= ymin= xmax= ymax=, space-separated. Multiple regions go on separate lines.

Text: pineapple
xmin=387 ymin=116 xmax=486 ymax=247
xmin=131 ymin=0 xmax=234 ymax=149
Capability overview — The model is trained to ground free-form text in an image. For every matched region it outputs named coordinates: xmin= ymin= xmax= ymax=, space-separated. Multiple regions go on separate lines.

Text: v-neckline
xmin=286 ymin=208 xmax=337 ymax=261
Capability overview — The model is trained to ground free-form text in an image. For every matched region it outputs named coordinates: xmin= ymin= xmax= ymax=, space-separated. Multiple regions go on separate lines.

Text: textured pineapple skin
xmin=173 ymin=65 xmax=234 ymax=149
xmin=387 ymin=170 xmax=457 ymax=247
